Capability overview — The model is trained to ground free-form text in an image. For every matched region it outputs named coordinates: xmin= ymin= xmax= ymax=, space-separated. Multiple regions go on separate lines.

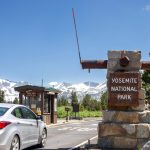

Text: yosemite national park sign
xmin=108 ymin=72 xmax=139 ymax=106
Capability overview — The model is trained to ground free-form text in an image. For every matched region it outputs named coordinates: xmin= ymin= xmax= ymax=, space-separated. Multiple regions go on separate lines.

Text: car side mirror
xmin=36 ymin=115 xmax=43 ymax=121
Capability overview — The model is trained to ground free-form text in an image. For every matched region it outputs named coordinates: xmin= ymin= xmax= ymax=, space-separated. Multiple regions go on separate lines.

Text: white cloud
xmin=144 ymin=4 xmax=150 ymax=11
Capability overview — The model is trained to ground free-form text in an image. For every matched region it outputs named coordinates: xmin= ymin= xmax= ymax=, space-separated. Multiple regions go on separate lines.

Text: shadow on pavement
xmin=24 ymin=145 xmax=72 ymax=150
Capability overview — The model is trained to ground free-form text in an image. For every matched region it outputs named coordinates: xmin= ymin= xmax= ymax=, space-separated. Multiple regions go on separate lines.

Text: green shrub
xmin=79 ymin=110 xmax=102 ymax=118
xmin=57 ymin=106 xmax=72 ymax=118
xmin=57 ymin=106 xmax=102 ymax=118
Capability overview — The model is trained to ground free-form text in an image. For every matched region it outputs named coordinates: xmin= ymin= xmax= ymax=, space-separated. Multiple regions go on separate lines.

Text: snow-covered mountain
xmin=0 ymin=79 xmax=18 ymax=102
xmin=0 ymin=79 xmax=29 ymax=102
xmin=0 ymin=79 xmax=107 ymax=102
xmin=49 ymin=81 xmax=107 ymax=101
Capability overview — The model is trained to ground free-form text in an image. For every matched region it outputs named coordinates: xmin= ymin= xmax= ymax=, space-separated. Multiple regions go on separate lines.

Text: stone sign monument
xmin=81 ymin=50 xmax=150 ymax=149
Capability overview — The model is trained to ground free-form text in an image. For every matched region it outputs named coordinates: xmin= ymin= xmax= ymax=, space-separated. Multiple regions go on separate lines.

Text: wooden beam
xmin=81 ymin=60 xmax=107 ymax=69
xmin=81 ymin=60 xmax=150 ymax=70
xmin=141 ymin=61 xmax=150 ymax=70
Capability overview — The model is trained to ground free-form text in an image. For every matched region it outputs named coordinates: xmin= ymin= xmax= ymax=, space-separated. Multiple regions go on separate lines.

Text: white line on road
xmin=58 ymin=127 xmax=96 ymax=132
xmin=68 ymin=135 xmax=98 ymax=150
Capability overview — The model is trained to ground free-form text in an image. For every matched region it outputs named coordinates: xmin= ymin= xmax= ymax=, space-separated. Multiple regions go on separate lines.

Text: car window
xmin=21 ymin=107 xmax=36 ymax=119
xmin=12 ymin=108 xmax=23 ymax=118
xmin=0 ymin=107 xmax=9 ymax=116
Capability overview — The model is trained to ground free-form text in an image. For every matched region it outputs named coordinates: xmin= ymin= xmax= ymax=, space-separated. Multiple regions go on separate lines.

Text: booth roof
xmin=14 ymin=85 xmax=61 ymax=93
xmin=45 ymin=87 xmax=61 ymax=93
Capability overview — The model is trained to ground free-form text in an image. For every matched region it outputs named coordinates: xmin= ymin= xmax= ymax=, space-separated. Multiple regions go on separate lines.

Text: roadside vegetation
xmin=57 ymin=106 xmax=102 ymax=118
xmin=142 ymin=70 xmax=150 ymax=104
xmin=57 ymin=91 xmax=106 ymax=118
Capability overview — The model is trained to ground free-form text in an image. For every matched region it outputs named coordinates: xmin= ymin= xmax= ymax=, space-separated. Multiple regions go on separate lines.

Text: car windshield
xmin=0 ymin=107 xmax=9 ymax=116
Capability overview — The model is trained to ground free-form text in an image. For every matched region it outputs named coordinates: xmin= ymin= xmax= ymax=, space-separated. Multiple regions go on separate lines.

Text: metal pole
xmin=72 ymin=8 xmax=82 ymax=63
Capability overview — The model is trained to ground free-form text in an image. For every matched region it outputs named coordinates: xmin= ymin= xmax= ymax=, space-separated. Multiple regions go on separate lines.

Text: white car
xmin=0 ymin=103 xmax=47 ymax=150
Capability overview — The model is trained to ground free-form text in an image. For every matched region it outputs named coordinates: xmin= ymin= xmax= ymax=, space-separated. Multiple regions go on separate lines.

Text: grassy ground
xmin=57 ymin=106 xmax=102 ymax=118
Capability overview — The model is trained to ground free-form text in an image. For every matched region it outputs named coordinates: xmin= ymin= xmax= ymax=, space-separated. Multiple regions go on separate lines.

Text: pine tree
xmin=70 ymin=91 xmax=78 ymax=106
xmin=57 ymin=96 xmax=68 ymax=106
xmin=82 ymin=94 xmax=91 ymax=110
xmin=100 ymin=91 xmax=108 ymax=110
xmin=82 ymin=94 xmax=101 ymax=111
xmin=0 ymin=90 xmax=5 ymax=103
xmin=13 ymin=97 xmax=19 ymax=104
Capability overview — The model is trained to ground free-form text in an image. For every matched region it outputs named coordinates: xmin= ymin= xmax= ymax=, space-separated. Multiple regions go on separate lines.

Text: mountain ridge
xmin=49 ymin=81 xmax=107 ymax=100
xmin=0 ymin=79 xmax=107 ymax=102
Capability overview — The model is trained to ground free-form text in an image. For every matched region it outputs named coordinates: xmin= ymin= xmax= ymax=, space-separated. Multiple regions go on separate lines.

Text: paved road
xmin=25 ymin=118 xmax=101 ymax=150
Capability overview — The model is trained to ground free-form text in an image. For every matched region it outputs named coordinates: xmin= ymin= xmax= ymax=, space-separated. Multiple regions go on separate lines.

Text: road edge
xmin=68 ymin=135 xmax=98 ymax=150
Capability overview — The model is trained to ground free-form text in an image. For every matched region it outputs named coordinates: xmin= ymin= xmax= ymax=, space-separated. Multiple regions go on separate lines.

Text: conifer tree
xmin=13 ymin=97 xmax=19 ymax=104
xmin=82 ymin=94 xmax=91 ymax=110
xmin=100 ymin=91 xmax=108 ymax=110
xmin=70 ymin=91 xmax=78 ymax=106
xmin=0 ymin=90 xmax=5 ymax=103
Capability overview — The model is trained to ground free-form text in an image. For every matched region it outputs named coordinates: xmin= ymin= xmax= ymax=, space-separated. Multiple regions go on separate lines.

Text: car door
xmin=11 ymin=107 xmax=31 ymax=147
xmin=21 ymin=107 xmax=39 ymax=144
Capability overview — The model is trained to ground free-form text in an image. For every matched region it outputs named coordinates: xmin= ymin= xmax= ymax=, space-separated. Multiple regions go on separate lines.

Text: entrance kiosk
xmin=15 ymin=85 xmax=60 ymax=125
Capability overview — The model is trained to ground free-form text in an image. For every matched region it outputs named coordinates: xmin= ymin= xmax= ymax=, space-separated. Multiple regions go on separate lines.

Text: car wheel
xmin=39 ymin=128 xmax=47 ymax=148
xmin=10 ymin=135 xmax=20 ymax=150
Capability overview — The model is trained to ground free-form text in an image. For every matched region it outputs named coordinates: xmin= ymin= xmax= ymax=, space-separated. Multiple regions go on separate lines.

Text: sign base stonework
xmin=98 ymin=51 xmax=150 ymax=149
xmin=98 ymin=110 xmax=150 ymax=149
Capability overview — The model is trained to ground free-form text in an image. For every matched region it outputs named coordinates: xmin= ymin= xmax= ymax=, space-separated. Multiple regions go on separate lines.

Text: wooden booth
xmin=15 ymin=85 xmax=60 ymax=125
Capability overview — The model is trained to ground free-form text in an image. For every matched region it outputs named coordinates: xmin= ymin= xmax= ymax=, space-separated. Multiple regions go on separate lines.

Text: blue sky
xmin=0 ymin=0 xmax=150 ymax=86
